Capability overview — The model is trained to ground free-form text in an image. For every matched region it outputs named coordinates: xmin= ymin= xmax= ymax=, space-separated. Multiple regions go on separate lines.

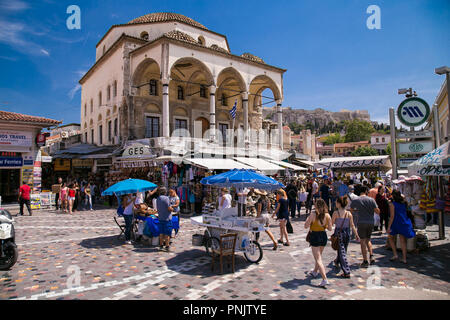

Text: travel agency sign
xmin=397 ymin=97 xmax=430 ymax=127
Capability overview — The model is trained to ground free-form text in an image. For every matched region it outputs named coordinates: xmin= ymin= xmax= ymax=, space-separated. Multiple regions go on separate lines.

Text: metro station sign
xmin=397 ymin=97 xmax=430 ymax=127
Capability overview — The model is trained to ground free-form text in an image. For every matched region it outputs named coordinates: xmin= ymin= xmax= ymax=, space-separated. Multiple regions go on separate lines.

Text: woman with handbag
xmin=331 ymin=196 xmax=359 ymax=278
xmin=272 ymin=189 xmax=290 ymax=246
xmin=304 ymin=198 xmax=332 ymax=288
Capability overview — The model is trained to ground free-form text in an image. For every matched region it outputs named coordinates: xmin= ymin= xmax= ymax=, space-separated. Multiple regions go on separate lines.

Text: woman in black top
xmin=306 ymin=182 xmax=313 ymax=215
xmin=272 ymin=189 xmax=290 ymax=246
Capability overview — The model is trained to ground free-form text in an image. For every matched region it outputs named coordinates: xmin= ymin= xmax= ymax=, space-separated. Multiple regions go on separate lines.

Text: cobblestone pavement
xmin=1 ymin=208 xmax=449 ymax=300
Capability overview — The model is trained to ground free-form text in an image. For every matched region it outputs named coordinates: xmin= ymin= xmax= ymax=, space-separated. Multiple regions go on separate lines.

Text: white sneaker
xmin=125 ymin=240 xmax=132 ymax=245
xmin=319 ymin=279 xmax=330 ymax=288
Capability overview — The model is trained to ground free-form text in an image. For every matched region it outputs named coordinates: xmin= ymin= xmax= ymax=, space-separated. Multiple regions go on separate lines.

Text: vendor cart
xmin=191 ymin=168 xmax=285 ymax=264
xmin=191 ymin=208 xmax=265 ymax=263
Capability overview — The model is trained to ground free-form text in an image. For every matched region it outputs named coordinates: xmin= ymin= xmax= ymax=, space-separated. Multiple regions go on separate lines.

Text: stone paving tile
xmin=1 ymin=208 xmax=449 ymax=300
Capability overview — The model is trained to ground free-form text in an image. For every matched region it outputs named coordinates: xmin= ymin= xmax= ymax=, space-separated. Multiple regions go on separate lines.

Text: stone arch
xmin=248 ymin=75 xmax=282 ymax=114
xmin=131 ymin=58 xmax=161 ymax=96
xmin=97 ymin=114 xmax=102 ymax=122
xmin=89 ymin=119 xmax=94 ymax=127
xmin=106 ymin=109 xmax=111 ymax=118
xmin=174 ymin=107 xmax=188 ymax=117
xmin=144 ymin=103 xmax=161 ymax=113
xmin=170 ymin=57 xmax=214 ymax=98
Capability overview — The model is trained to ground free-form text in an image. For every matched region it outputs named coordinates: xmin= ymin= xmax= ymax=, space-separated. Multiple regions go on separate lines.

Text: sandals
xmin=283 ymin=242 xmax=290 ymax=246
xmin=340 ymin=273 xmax=351 ymax=278
xmin=389 ymin=256 xmax=398 ymax=262
xmin=277 ymin=240 xmax=284 ymax=244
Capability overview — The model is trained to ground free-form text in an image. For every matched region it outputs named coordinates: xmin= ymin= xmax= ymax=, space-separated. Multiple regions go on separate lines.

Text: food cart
xmin=190 ymin=169 xmax=285 ymax=263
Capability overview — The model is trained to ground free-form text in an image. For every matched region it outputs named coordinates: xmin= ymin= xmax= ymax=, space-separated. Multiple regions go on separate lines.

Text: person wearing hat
xmin=255 ymin=190 xmax=277 ymax=250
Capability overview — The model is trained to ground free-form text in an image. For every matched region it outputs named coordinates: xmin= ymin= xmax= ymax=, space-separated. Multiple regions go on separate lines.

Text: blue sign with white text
xmin=0 ymin=157 xmax=23 ymax=167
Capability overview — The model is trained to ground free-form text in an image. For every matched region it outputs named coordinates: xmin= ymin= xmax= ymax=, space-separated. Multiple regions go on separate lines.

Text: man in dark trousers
xmin=18 ymin=181 xmax=32 ymax=216
xmin=285 ymin=180 xmax=298 ymax=218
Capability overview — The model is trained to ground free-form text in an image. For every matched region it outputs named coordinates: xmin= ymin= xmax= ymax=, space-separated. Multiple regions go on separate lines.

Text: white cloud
xmin=40 ymin=49 xmax=50 ymax=56
xmin=0 ymin=19 xmax=50 ymax=56
xmin=68 ymin=84 xmax=81 ymax=100
xmin=0 ymin=0 xmax=29 ymax=11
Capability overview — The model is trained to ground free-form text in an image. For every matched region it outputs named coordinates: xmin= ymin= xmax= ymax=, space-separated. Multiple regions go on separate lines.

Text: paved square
xmin=1 ymin=208 xmax=449 ymax=300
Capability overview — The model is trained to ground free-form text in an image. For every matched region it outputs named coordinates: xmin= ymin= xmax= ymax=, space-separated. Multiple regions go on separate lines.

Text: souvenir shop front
xmin=408 ymin=141 xmax=450 ymax=240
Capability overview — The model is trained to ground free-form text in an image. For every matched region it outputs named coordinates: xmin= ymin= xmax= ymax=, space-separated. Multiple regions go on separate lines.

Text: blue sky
xmin=0 ymin=0 xmax=449 ymax=125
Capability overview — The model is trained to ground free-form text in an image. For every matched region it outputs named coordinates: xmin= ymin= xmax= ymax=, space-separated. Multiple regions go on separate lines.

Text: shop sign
xmin=30 ymin=194 xmax=41 ymax=210
xmin=97 ymin=158 xmax=112 ymax=165
xmin=72 ymin=159 xmax=93 ymax=167
xmin=397 ymin=97 xmax=430 ymax=127
xmin=0 ymin=157 xmax=23 ymax=167
xmin=315 ymin=157 xmax=388 ymax=170
xmin=0 ymin=151 xmax=19 ymax=157
xmin=54 ymin=159 xmax=71 ymax=171
xmin=36 ymin=133 xmax=46 ymax=147
xmin=0 ymin=130 xmax=32 ymax=147
xmin=398 ymin=158 xmax=418 ymax=168
xmin=123 ymin=144 xmax=152 ymax=157
xmin=42 ymin=156 xmax=52 ymax=163
xmin=398 ymin=141 xmax=433 ymax=154
xmin=397 ymin=130 xmax=433 ymax=139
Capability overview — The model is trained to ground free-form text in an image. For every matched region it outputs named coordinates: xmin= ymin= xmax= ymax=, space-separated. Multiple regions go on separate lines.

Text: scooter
xmin=0 ymin=209 xmax=18 ymax=270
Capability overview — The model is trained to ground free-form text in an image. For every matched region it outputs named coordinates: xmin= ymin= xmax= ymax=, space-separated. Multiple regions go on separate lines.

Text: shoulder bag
xmin=331 ymin=212 xmax=347 ymax=251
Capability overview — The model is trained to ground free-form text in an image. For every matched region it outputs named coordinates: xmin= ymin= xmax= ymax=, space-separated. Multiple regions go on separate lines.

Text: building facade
xmin=370 ymin=132 xmax=390 ymax=155
xmin=79 ymin=12 xmax=286 ymax=150
xmin=427 ymin=77 xmax=449 ymax=144
xmin=0 ymin=111 xmax=60 ymax=203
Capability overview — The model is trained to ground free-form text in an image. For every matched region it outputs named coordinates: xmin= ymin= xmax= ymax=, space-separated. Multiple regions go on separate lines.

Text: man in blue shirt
xmin=156 ymin=187 xmax=174 ymax=251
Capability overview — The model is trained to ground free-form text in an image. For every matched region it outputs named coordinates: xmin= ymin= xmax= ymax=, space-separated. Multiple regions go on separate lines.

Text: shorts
xmin=68 ymin=196 xmax=75 ymax=201
xmin=309 ymin=231 xmax=327 ymax=247
xmin=256 ymin=213 xmax=271 ymax=226
xmin=159 ymin=220 xmax=173 ymax=236
xmin=357 ymin=224 xmax=374 ymax=240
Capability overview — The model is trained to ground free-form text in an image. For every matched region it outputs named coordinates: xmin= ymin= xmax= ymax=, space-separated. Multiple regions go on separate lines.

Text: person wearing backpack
xmin=331 ymin=196 xmax=359 ymax=278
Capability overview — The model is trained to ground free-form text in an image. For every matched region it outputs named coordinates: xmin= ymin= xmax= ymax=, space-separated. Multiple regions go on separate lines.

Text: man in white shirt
xmin=312 ymin=179 xmax=319 ymax=201
xmin=237 ymin=187 xmax=249 ymax=217
xmin=219 ymin=188 xmax=232 ymax=210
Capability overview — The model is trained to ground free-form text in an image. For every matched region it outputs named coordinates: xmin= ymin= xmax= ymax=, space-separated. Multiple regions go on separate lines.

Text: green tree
xmin=351 ymin=146 xmax=379 ymax=157
xmin=344 ymin=119 xmax=375 ymax=142
xmin=323 ymin=133 xmax=344 ymax=145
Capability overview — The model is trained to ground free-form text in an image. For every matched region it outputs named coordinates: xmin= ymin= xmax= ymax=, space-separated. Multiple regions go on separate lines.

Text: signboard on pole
xmin=397 ymin=97 xmax=430 ymax=127
xmin=398 ymin=141 xmax=434 ymax=154
xmin=397 ymin=130 xmax=433 ymax=139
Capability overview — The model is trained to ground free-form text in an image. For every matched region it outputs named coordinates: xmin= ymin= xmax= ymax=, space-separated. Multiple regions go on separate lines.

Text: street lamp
xmin=397 ymin=88 xmax=417 ymax=98
xmin=435 ymin=66 xmax=450 ymax=142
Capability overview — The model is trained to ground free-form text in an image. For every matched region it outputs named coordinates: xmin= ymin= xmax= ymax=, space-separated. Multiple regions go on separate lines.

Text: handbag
xmin=286 ymin=220 xmax=293 ymax=234
xmin=331 ymin=212 xmax=347 ymax=250
xmin=306 ymin=231 xmax=311 ymax=243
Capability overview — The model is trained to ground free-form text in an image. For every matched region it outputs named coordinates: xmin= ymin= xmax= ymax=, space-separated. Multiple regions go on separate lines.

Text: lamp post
xmin=434 ymin=66 xmax=450 ymax=240
xmin=435 ymin=66 xmax=450 ymax=144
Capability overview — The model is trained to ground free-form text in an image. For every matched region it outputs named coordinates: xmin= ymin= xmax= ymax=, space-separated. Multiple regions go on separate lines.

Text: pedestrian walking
xmin=237 ymin=187 xmax=249 ymax=217
xmin=60 ymin=183 xmax=68 ymax=213
xmin=297 ymin=185 xmax=308 ymax=217
xmin=67 ymin=184 xmax=76 ymax=214
xmin=331 ymin=196 xmax=359 ymax=278
xmin=84 ymin=183 xmax=93 ymax=211
xmin=255 ymin=190 xmax=278 ymax=250
xmin=122 ymin=194 xmax=136 ymax=245
xmin=304 ymin=198 xmax=332 ymax=287
xmin=169 ymin=188 xmax=180 ymax=237
xmin=375 ymin=185 xmax=390 ymax=246
xmin=306 ymin=181 xmax=313 ymax=215
xmin=156 ymin=187 xmax=174 ymax=251
xmin=285 ymin=180 xmax=298 ymax=219
xmin=272 ymin=189 xmax=290 ymax=246
xmin=18 ymin=181 xmax=32 ymax=216
xmin=350 ymin=186 xmax=380 ymax=267
xmin=54 ymin=177 xmax=62 ymax=210
xmin=387 ymin=190 xmax=416 ymax=264
xmin=320 ymin=179 xmax=331 ymax=209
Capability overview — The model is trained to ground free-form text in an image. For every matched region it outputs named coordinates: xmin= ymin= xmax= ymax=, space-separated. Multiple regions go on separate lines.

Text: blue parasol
xmin=102 ymin=178 xmax=157 ymax=196
xmin=200 ymin=169 xmax=285 ymax=191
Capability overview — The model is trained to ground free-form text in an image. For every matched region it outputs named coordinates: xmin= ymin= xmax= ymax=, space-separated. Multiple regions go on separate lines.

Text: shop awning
xmin=314 ymin=155 xmax=391 ymax=170
xmin=233 ymin=157 xmax=285 ymax=171
xmin=408 ymin=141 xmax=450 ymax=176
xmin=267 ymin=159 xmax=307 ymax=171
xmin=184 ymin=158 xmax=254 ymax=170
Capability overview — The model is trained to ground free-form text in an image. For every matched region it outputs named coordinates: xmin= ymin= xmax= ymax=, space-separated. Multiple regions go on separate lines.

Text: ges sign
xmin=124 ymin=144 xmax=151 ymax=157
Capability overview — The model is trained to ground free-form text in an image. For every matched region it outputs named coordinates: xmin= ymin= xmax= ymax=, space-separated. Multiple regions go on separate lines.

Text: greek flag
xmin=229 ymin=100 xmax=237 ymax=119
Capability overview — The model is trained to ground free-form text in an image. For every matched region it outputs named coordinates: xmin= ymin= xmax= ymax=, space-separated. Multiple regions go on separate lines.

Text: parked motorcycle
xmin=0 ymin=209 xmax=18 ymax=270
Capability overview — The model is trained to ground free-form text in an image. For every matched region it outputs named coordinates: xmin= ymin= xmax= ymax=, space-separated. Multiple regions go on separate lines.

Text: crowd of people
xmin=53 ymin=177 xmax=114 ymax=214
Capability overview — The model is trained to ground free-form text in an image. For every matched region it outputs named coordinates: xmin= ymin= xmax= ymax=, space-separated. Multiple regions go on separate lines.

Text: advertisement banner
xmin=398 ymin=141 xmax=434 ymax=154
xmin=30 ymin=194 xmax=41 ymax=210
xmin=0 ymin=130 xmax=32 ymax=147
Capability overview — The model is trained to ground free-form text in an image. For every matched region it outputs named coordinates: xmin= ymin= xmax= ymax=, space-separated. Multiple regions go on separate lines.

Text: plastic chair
xmin=211 ymin=233 xmax=237 ymax=274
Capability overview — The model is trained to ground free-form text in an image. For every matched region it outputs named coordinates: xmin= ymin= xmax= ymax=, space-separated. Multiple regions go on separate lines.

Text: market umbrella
xmin=200 ymin=169 xmax=285 ymax=191
xmin=408 ymin=141 xmax=450 ymax=177
xmin=101 ymin=178 xmax=157 ymax=196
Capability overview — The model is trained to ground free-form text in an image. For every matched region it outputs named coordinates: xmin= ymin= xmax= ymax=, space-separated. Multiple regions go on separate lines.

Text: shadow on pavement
xmin=165 ymin=249 xmax=257 ymax=277
xmin=79 ymin=234 xmax=125 ymax=249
